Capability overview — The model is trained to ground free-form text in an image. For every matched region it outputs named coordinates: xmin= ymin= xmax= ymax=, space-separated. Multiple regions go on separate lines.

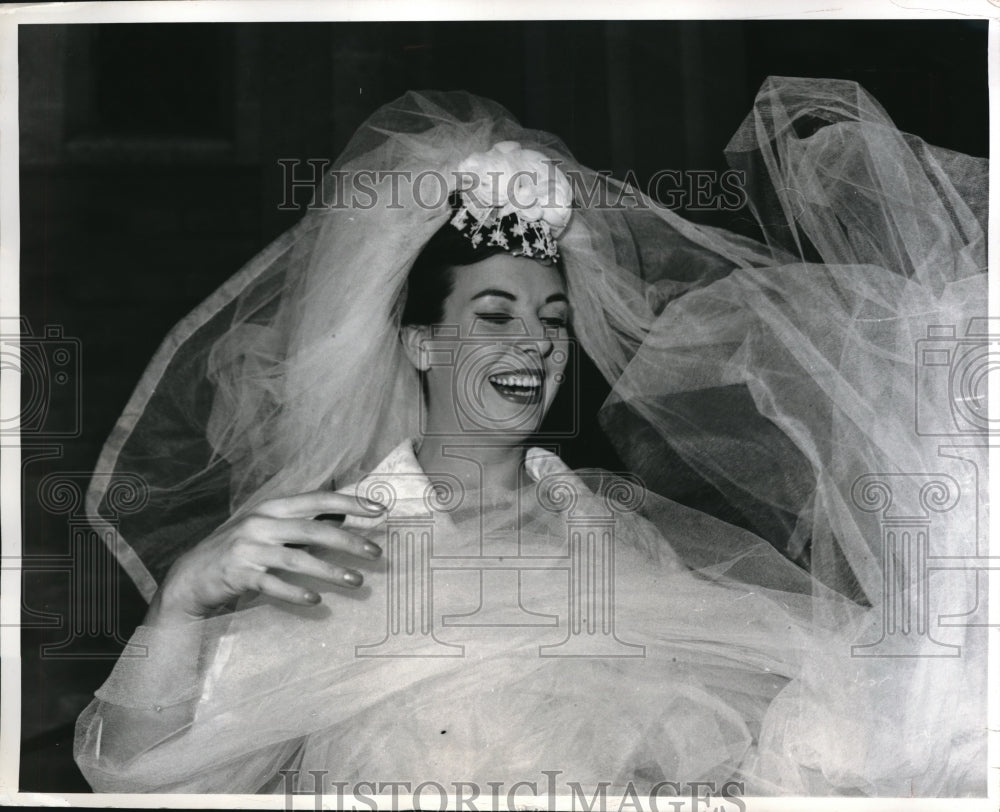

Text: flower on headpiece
xmin=455 ymin=141 xmax=573 ymax=238
xmin=488 ymin=225 xmax=509 ymax=249
xmin=451 ymin=141 xmax=574 ymax=262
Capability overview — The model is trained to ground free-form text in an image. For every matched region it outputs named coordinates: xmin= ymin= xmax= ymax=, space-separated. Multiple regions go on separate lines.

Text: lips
xmin=487 ymin=368 xmax=544 ymax=405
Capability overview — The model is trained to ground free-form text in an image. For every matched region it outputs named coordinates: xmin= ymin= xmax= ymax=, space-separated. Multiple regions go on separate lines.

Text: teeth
xmin=489 ymin=373 xmax=542 ymax=388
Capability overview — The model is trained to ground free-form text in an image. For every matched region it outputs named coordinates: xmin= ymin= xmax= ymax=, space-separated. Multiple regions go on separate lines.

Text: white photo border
xmin=1 ymin=2 xmax=997 ymax=810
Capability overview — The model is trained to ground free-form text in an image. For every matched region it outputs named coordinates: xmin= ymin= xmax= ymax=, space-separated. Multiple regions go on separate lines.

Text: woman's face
xmin=404 ymin=254 xmax=571 ymax=439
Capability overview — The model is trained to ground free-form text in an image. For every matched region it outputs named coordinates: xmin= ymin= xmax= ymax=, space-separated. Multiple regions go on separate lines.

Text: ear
xmin=400 ymin=324 xmax=430 ymax=372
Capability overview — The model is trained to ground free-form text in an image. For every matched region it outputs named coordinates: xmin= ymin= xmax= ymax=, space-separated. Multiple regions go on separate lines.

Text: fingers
xmin=252 ymin=544 xmax=365 ymax=590
xmin=251 ymin=572 xmax=324 ymax=606
xmin=241 ymin=516 xmax=382 ymax=560
xmin=255 ymin=490 xmax=387 ymax=520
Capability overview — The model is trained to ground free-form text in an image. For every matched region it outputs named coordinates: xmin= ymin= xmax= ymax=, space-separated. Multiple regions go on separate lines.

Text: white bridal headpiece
xmin=449 ymin=140 xmax=574 ymax=262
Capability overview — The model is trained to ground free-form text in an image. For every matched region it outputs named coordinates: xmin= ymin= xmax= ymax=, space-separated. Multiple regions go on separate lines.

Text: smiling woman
xmin=403 ymin=256 xmax=569 ymax=441
xmin=72 ymin=83 xmax=987 ymax=798
xmin=398 ymin=180 xmax=573 ymax=460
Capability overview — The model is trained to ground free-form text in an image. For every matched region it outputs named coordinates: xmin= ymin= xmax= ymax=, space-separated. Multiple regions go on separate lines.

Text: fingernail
xmin=304 ymin=590 xmax=321 ymax=604
xmin=343 ymin=570 xmax=363 ymax=587
xmin=363 ymin=541 xmax=383 ymax=558
xmin=362 ymin=498 xmax=386 ymax=512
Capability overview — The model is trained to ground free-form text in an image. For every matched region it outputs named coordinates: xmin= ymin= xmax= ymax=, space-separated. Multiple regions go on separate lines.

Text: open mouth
xmin=487 ymin=369 xmax=544 ymax=405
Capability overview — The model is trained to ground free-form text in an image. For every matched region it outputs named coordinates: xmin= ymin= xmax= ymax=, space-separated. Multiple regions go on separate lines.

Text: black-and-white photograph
xmin=2 ymin=3 xmax=995 ymax=808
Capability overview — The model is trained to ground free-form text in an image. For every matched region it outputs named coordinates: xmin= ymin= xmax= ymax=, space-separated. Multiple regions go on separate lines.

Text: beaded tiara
xmin=448 ymin=203 xmax=561 ymax=262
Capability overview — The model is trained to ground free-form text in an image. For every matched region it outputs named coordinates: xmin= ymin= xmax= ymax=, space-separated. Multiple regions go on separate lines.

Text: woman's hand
xmin=148 ymin=491 xmax=386 ymax=624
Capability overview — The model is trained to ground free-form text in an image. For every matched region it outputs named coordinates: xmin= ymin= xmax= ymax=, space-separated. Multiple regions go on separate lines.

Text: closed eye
xmin=475 ymin=313 xmax=514 ymax=324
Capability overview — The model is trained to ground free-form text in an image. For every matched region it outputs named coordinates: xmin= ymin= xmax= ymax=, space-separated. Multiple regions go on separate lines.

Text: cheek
xmin=421 ymin=343 xmax=456 ymax=389
xmin=549 ymin=337 xmax=571 ymax=375
xmin=543 ymin=339 xmax=571 ymax=405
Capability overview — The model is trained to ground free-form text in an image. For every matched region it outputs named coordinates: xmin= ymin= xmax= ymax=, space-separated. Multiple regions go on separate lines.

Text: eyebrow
xmin=470 ymin=288 xmax=569 ymax=305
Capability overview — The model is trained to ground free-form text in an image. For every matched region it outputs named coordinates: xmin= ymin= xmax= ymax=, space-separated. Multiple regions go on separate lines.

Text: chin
xmin=471 ymin=384 xmax=557 ymax=438
xmin=427 ymin=378 xmax=558 ymax=437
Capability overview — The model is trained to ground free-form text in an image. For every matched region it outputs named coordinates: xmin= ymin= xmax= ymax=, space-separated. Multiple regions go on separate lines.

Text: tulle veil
xmin=75 ymin=76 xmax=988 ymax=797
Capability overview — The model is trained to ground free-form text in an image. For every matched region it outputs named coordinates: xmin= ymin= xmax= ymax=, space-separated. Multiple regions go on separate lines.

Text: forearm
xmin=75 ymin=590 xmax=217 ymax=788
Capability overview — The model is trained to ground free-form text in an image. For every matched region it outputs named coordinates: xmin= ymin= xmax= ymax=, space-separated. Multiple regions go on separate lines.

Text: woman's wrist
xmin=144 ymin=580 xmax=206 ymax=627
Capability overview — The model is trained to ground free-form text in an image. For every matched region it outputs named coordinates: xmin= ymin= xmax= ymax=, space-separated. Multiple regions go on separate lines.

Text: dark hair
xmin=400 ymin=194 xmax=565 ymax=326
xmin=400 ymin=215 xmax=508 ymax=326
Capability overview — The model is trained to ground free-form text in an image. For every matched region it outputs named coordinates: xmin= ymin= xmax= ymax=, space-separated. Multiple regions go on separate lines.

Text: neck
xmin=415 ymin=436 xmax=530 ymax=499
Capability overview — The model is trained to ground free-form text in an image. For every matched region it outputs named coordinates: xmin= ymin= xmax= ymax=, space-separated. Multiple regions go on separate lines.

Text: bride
xmin=73 ymin=77 xmax=988 ymax=798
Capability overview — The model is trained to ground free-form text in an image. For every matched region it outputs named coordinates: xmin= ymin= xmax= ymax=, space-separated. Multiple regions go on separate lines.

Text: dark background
xmin=17 ymin=20 xmax=989 ymax=791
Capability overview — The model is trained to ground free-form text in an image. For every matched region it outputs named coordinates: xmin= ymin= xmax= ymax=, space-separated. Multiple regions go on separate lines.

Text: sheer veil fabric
xmin=75 ymin=77 xmax=987 ymax=796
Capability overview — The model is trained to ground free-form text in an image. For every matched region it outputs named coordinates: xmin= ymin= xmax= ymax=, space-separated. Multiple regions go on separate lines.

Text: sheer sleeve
xmin=73 ymin=619 xmax=304 ymax=793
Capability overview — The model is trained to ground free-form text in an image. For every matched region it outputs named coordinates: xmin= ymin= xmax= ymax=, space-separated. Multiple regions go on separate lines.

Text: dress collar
xmin=339 ymin=440 xmax=571 ymax=525
xmin=374 ymin=439 xmax=568 ymax=483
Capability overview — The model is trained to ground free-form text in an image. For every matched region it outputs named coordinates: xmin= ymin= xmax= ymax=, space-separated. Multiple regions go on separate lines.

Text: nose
xmin=514 ymin=317 xmax=554 ymax=361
